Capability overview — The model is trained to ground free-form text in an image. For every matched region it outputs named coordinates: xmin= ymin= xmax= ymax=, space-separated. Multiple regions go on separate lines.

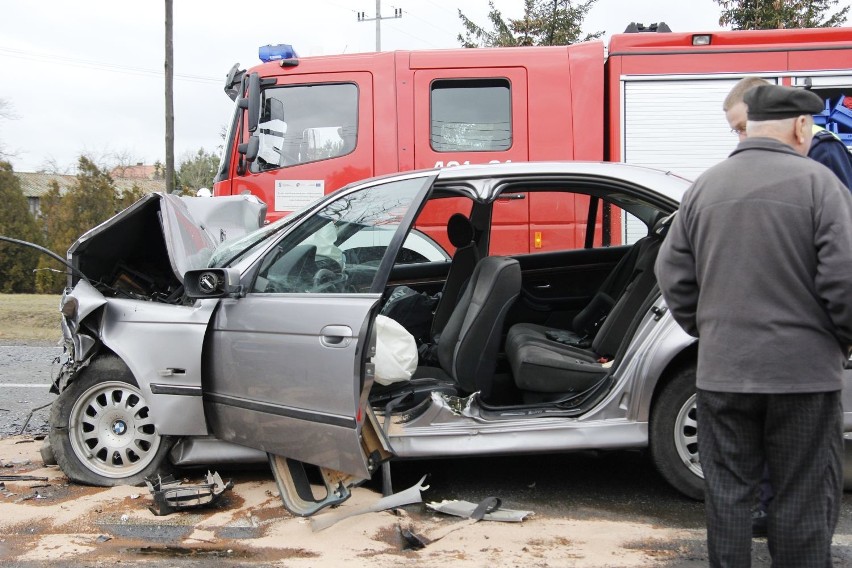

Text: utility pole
xmin=357 ymin=1 xmax=402 ymax=52
xmin=164 ymin=0 xmax=175 ymax=192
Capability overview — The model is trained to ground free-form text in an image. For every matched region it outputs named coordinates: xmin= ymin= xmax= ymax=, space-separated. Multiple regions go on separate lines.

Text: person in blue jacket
xmin=810 ymin=125 xmax=852 ymax=190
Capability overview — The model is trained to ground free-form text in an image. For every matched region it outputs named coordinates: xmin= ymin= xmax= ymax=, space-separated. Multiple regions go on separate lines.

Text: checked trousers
xmin=696 ymin=389 xmax=843 ymax=568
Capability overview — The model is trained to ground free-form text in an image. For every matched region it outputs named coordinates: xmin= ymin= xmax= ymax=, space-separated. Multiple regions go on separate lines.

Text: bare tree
xmin=106 ymin=149 xmax=144 ymax=177
xmin=0 ymin=98 xmax=18 ymax=160
xmin=36 ymin=157 xmax=72 ymax=175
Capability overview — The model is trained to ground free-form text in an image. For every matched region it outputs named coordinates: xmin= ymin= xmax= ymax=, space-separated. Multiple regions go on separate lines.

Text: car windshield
xmin=208 ymin=197 xmax=323 ymax=268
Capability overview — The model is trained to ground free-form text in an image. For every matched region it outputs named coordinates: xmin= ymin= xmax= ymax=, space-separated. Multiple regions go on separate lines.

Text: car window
xmin=413 ymin=196 xmax=474 ymax=255
xmin=339 ymin=228 xmax=449 ymax=266
xmin=489 ymin=190 xmax=649 ymax=255
xmin=251 ymin=178 xmax=424 ymax=294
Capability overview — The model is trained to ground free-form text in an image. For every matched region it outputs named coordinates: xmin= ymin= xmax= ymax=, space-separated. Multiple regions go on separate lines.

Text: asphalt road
xmin=1 ymin=342 xmax=851 ymax=566
xmin=0 ymin=342 xmax=58 ymax=437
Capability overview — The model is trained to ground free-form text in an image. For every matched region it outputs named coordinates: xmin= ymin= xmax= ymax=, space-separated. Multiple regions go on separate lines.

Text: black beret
xmin=744 ymin=84 xmax=824 ymax=121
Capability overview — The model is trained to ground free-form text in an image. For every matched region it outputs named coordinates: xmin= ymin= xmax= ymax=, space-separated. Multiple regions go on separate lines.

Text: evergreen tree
xmin=715 ymin=0 xmax=848 ymax=29
xmin=176 ymin=148 xmax=219 ymax=196
xmin=36 ymin=156 xmax=144 ymax=293
xmin=0 ymin=162 xmax=42 ymax=292
xmin=459 ymin=0 xmax=602 ymax=48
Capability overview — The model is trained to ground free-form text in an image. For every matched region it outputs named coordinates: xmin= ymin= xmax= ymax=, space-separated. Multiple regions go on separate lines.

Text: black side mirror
xmin=245 ymin=72 xmax=260 ymax=133
xmin=238 ymin=136 xmax=260 ymax=163
xmin=184 ymin=268 xmax=243 ymax=299
xmin=224 ymin=63 xmax=245 ymax=101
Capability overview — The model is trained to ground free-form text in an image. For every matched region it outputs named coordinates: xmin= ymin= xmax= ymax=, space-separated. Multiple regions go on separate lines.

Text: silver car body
xmin=56 ymin=162 xmax=852 ymax=490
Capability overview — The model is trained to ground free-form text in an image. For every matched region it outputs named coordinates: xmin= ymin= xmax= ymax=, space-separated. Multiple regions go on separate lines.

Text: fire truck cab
xmin=213 ymin=26 xmax=852 ymax=255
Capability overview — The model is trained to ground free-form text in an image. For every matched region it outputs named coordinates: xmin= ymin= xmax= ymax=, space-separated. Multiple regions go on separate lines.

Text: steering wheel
xmin=312 ymin=268 xmax=341 ymax=293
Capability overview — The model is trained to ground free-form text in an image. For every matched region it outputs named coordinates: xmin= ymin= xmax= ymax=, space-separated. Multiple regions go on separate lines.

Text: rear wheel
xmin=650 ymin=364 xmax=704 ymax=500
xmin=48 ymin=355 xmax=173 ymax=486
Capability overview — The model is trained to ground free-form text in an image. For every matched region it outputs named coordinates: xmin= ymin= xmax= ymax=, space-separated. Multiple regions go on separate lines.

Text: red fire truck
xmin=212 ymin=25 xmax=852 ymax=255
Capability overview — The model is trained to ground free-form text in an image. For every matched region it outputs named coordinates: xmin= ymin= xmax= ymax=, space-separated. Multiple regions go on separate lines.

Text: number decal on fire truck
xmin=433 ymin=159 xmax=512 ymax=168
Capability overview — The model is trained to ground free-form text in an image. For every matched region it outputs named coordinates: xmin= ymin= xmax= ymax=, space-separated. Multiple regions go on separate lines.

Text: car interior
xmin=369 ymin=181 xmax=673 ymax=417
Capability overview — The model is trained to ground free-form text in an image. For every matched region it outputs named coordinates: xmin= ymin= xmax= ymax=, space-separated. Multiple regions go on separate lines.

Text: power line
xmin=391 ymin=21 xmax=443 ymax=48
xmin=420 ymin=0 xmax=459 ymax=18
xmin=0 ymin=46 xmax=220 ymax=84
xmin=401 ymin=7 xmax=460 ymax=40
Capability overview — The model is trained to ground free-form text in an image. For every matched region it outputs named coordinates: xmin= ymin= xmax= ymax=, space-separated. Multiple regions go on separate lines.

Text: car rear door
xmin=201 ymin=174 xmax=434 ymax=478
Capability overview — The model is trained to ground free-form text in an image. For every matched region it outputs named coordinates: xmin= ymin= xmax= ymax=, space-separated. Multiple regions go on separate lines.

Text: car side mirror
xmin=184 ymin=268 xmax=243 ymax=299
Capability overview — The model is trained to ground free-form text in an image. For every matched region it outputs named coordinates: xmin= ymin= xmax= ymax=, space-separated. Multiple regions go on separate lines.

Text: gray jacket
xmin=656 ymin=137 xmax=852 ymax=393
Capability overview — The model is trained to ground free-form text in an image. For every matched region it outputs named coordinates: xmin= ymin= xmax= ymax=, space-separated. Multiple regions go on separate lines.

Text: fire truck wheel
xmin=48 ymin=354 xmax=173 ymax=487
xmin=650 ymin=364 xmax=705 ymax=501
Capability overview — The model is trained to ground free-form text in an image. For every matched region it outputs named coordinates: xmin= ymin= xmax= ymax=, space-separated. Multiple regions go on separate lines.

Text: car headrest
xmin=447 ymin=213 xmax=474 ymax=248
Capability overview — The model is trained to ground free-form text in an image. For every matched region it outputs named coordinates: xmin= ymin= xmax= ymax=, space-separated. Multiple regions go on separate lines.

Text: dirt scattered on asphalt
xmin=9 ymin=434 xmax=832 ymax=567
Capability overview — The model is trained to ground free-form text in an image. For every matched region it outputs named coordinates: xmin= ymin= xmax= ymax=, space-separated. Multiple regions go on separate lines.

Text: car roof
xmin=432 ymin=161 xmax=692 ymax=203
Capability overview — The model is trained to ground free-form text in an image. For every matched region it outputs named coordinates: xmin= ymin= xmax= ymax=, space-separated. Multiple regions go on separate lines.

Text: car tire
xmin=650 ymin=364 xmax=705 ymax=500
xmin=48 ymin=355 xmax=173 ymax=486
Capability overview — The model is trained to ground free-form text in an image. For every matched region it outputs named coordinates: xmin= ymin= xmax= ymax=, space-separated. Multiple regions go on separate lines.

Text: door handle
xmin=320 ymin=325 xmax=353 ymax=348
xmin=533 ymin=283 xmax=551 ymax=289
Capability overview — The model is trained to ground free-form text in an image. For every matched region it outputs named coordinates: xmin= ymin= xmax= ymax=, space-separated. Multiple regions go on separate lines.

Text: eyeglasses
xmin=730 ymin=128 xmax=746 ymax=136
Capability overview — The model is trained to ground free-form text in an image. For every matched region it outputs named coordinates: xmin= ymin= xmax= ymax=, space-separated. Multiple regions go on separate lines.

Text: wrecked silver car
xmin=49 ymin=163 xmax=852 ymax=516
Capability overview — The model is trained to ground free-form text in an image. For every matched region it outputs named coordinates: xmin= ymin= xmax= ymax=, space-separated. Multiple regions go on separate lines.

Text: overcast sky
xmin=1 ymin=0 xmax=848 ymax=173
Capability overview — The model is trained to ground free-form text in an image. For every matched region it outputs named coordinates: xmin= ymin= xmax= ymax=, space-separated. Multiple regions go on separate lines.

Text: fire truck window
xmin=430 ymin=79 xmax=511 ymax=152
xmin=489 ymin=191 xmax=648 ymax=255
xmin=252 ymin=83 xmax=358 ymax=172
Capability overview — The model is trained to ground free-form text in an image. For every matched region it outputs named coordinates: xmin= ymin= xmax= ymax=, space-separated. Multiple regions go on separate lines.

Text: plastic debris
xmin=145 ymin=471 xmax=233 ymax=516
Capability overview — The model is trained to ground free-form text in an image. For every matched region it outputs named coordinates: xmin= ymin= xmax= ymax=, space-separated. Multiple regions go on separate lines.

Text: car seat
xmin=429 ymin=213 xmax=481 ymax=340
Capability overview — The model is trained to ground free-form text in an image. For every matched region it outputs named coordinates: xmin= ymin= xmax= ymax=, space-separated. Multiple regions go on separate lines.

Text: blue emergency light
xmin=259 ymin=44 xmax=298 ymax=63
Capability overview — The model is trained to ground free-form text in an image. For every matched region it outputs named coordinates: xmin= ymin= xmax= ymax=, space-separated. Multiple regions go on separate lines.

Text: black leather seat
xmin=434 ymin=255 xmax=521 ymax=397
xmin=430 ymin=213 xmax=481 ymax=340
xmin=530 ymin=225 xmax=661 ymax=349
xmin=506 ymin=226 xmax=664 ymax=400
xmin=375 ymin=255 xmax=521 ymax=405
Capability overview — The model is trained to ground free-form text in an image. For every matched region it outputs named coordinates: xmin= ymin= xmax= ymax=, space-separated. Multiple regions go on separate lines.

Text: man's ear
xmin=794 ymin=115 xmax=810 ymax=146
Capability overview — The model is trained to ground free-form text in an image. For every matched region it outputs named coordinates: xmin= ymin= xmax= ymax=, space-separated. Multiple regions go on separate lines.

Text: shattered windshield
xmin=208 ymin=196 xmax=323 ymax=268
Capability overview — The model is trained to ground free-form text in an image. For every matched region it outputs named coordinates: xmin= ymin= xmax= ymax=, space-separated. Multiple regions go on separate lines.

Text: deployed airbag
xmin=373 ymin=315 xmax=417 ymax=385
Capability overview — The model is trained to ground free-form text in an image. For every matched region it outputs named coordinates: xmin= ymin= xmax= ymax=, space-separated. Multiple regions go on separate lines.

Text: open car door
xmin=199 ymin=175 xmax=435 ymax=491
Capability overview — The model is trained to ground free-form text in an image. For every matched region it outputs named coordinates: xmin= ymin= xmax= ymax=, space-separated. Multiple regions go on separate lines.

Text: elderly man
xmin=656 ymin=84 xmax=852 ymax=566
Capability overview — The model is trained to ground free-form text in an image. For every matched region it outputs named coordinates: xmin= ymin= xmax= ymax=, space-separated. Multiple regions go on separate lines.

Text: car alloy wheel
xmin=67 ymin=380 xmax=162 ymax=480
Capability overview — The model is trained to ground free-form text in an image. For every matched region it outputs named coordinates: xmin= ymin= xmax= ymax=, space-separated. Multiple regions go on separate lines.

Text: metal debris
xmin=145 ymin=471 xmax=233 ymax=516
xmin=310 ymin=475 xmax=429 ymax=532
xmin=18 ymin=402 xmax=52 ymax=435
xmin=95 ymin=535 xmax=112 ymax=543
xmin=426 ymin=498 xmax=533 ymax=522
xmin=0 ymin=475 xmax=48 ymax=482
xmin=398 ymin=524 xmax=428 ymax=550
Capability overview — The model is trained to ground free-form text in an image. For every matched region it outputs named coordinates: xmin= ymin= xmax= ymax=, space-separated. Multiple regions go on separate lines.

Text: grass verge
xmin=0 ymin=294 xmax=62 ymax=342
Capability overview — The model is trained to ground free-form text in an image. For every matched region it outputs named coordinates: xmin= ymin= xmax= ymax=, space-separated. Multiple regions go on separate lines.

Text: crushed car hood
xmin=67 ymin=193 xmax=266 ymax=300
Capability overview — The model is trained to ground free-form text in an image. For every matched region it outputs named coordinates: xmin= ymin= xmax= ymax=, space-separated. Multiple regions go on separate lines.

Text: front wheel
xmin=48 ymin=355 xmax=173 ymax=486
xmin=650 ymin=364 xmax=704 ymax=500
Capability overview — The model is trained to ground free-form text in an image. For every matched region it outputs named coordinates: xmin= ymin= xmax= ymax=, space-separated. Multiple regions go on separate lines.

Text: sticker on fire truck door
xmin=274 ymin=180 xmax=325 ymax=211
